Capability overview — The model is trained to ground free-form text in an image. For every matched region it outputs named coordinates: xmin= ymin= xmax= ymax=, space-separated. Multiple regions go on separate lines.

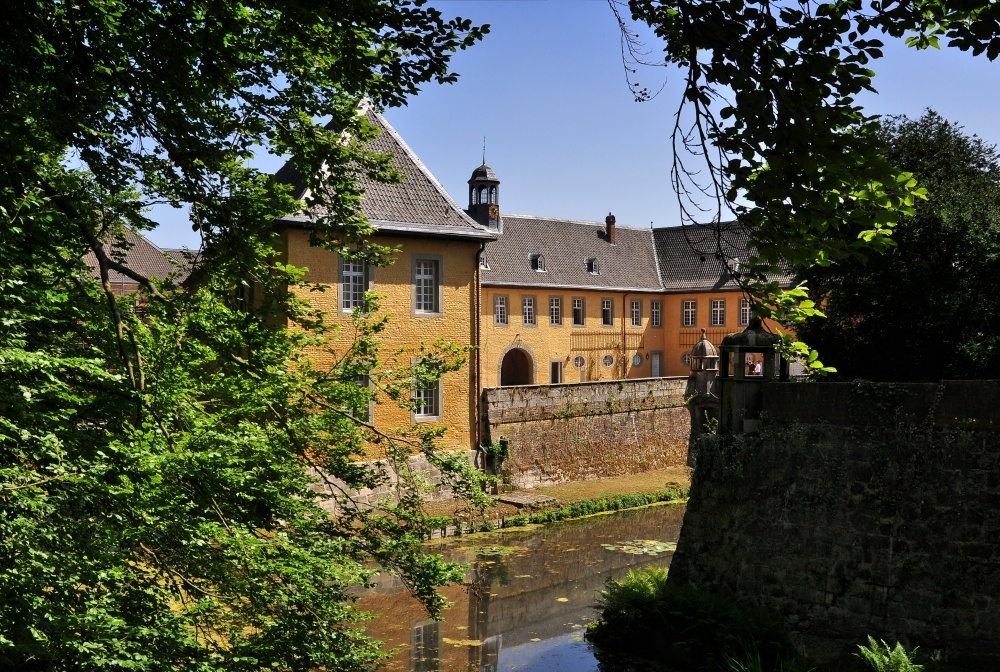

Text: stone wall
xmin=670 ymin=380 xmax=1000 ymax=663
xmin=482 ymin=377 xmax=693 ymax=489
xmin=311 ymin=449 xmax=476 ymax=516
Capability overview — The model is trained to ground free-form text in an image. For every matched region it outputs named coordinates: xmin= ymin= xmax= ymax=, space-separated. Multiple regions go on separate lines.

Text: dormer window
xmin=480 ymin=254 xmax=490 ymax=270
xmin=531 ymin=254 xmax=546 ymax=272
xmin=586 ymin=257 xmax=600 ymax=275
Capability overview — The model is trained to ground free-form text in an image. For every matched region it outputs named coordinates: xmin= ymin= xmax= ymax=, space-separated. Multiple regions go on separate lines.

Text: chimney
xmin=605 ymin=212 xmax=616 ymax=244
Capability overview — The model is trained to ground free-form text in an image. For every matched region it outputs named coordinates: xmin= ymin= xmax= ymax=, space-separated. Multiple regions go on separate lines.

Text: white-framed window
xmin=602 ymin=353 xmax=615 ymax=368
xmin=632 ymin=353 xmax=643 ymax=368
xmin=494 ymin=295 xmax=508 ymax=326
xmin=531 ymin=254 xmax=546 ymax=272
xmin=549 ymin=296 xmax=562 ymax=326
xmin=413 ymin=382 xmax=439 ymax=418
xmin=522 ymin=296 xmax=536 ymax=326
xmin=587 ymin=257 xmax=600 ymax=274
xmin=601 ymin=298 xmax=614 ymax=326
xmin=682 ymin=300 xmax=697 ymax=327
xmin=412 ymin=364 xmax=442 ymax=421
xmin=412 ymin=256 xmax=441 ymax=315
xmin=340 ymin=258 xmax=367 ymax=312
xmin=740 ymin=298 xmax=752 ymax=326
xmin=572 ymin=354 xmax=586 ymax=370
xmin=349 ymin=374 xmax=372 ymax=422
xmin=480 ymin=254 xmax=490 ymax=270
xmin=630 ymin=299 xmax=642 ymax=327
xmin=711 ymin=299 xmax=726 ymax=326
xmin=651 ymin=300 xmax=662 ymax=327
xmin=572 ymin=297 xmax=585 ymax=326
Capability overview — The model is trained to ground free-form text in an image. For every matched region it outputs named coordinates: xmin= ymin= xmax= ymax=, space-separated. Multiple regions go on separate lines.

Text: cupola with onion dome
xmin=467 ymin=161 xmax=500 ymax=228
xmin=689 ymin=328 xmax=720 ymax=397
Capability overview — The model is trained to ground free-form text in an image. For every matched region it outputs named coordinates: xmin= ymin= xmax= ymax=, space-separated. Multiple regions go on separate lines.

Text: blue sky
xmin=146 ymin=1 xmax=1000 ymax=250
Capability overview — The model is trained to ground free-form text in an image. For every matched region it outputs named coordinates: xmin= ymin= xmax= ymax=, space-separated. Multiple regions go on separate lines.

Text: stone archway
xmin=500 ymin=348 xmax=532 ymax=386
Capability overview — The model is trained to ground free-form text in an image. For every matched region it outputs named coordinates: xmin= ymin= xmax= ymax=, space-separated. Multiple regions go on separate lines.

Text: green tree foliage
xmin=797 ymin=111 xmax=1000 ymax=380
xmin=0 ymin=2 xmax=488 ymax=670
xmin=613 ymin=1 xmax=1000 ymax=368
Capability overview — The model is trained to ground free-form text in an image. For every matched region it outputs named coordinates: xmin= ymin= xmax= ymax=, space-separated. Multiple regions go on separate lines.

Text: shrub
xmin=587 ymin=567 xmax=801 ymax=671
xmin=856 ymin=636 xmax=923 ymax=672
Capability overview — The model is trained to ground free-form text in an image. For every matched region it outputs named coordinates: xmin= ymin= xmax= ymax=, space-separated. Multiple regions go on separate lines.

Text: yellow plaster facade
xmin=280 ymin=227 xmax=483 ymax=454
xmin=480 ymin=286 xmax=670 ymax=387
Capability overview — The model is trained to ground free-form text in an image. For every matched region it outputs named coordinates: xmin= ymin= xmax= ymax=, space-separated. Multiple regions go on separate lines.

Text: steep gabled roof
xmin=275 ymin=107 xmax=494 ymax=240
xmin=481 ymin=215 xmax=662 ymax=292
xmin=84 ymin=228 xmax=189 ymax=285
xmin=653 ymin=223 xmax=794 ymax=292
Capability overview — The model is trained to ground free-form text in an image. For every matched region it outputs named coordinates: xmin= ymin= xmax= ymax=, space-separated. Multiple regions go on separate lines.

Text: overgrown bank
xmin=430 ymin=486 xmax=688 ymax=538
xmin=587 ymin=566 xmax=950 ymax=672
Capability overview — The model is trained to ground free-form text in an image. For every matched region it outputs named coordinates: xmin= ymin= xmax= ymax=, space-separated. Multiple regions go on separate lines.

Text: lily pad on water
xmin=443 ymin=637 xmax=482 ymax=647
xmin=474 ymin=545 xmax=526 ymax=557
xmin=601 ymin=539 xmax=677 ymax=556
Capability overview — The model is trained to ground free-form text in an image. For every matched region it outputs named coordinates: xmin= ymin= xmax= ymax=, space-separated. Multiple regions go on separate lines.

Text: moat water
xmin=358 ymin=502 xmax=685 ymax=672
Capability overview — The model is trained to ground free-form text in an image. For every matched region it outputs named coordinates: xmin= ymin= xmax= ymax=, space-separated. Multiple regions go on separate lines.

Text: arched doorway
xmin=500 ymin=348 xmax=532 ymax=386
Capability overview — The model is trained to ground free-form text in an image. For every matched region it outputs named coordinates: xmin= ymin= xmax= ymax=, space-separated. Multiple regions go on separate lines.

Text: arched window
xmin=489 ymin=186 xmax=497 ymax=204
xmin=478 ymin=186 xmax=486 ymax=203
xmin=470 ymin=187 xmax=478 ymax=205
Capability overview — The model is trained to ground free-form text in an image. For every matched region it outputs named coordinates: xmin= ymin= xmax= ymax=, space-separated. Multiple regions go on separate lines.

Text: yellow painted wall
xmin=661 ymin=291 xmax=787 ymax=376
xmin=281 ymin=227 xmax=482 ymax=454
xmin=480 ymin=286 xmax=788 ymax=383
xmin=480 ymin=286 xmax=667 ymax=387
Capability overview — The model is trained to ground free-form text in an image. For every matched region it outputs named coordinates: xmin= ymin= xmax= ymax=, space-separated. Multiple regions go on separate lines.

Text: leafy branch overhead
xmin=613 ymin=0 xmax=1000 ymax=370
xmin=1 ymin=2 xmax=489 ymax=670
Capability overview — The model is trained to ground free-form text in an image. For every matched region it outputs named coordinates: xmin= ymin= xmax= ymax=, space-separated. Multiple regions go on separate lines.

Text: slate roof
xmin=84 ymin=228 xmax=189 ymax=285
xmin=653 ymin=223 xmax=794 ymax=292
xmin=481 ymin=215 xmax=662 ymax=292
xmin=274 ymin=106 xmax=493 ymax=240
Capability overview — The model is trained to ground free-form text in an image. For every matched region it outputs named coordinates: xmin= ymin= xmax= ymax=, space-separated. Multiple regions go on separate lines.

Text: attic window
xmin=480 ymin=254 xmax=490 ymax=270
xmin=586 ymin=257 xmax=600 ymax=275
xmin=531 ymin=254 xmax=546 ymax=272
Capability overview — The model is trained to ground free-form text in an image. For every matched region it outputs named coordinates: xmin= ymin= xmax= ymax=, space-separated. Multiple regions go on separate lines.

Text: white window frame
xmin=549 ymin=296 xmax=562 ymax=326
xmin=412 ymin=255 xmax=442 ymax=316
xmin=601 ymin=298 xmax=614 ymax=327
xmin=682 ymin=300 xmax=697 ymax=327
xmin=572 ymin=297 xmax=585 ymax=326
xmin=494 ymin=294 xmax=508 ymax=326
xmin=340 ymin=257 xmax=369 ymax=313
xmin=651 ymin=300 xmax=662 ymax=327
xmin=412 ymin=361 xmax=442 ymax=422
xmin=740 ymin=298 xmax=752 ymax=326
xmin=349 ymin=374 xmax=372 ymax=422
xmin=522 ymin=296 xmax=536 ymax=326
xmin=711 ymin=299 xmax=726 ymax=327
xmin=630 ymin=299 xmax=642 ymax=327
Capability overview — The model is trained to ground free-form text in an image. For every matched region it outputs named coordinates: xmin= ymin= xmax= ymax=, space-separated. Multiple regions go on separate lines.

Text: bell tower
xmin=467 ymin=162 xmax=500 ymax=229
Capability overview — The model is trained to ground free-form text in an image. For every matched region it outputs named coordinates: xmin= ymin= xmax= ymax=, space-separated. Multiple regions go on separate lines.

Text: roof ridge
xmin=502 ymin=213 xmax=651 ymax=230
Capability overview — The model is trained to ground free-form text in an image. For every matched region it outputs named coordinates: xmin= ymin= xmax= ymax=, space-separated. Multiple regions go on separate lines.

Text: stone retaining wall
xmin=311 ymin=450 xmax=476 ymax=516
xmin=670 ymin=380 xmax=1000 ymax=663
xmin=482 ymin=378 xmax=693 ymax=489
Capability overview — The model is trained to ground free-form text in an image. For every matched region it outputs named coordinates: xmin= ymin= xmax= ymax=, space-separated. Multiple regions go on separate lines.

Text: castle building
xmin=101 ymin=109 xmax=791 ymax=454
xmin=273 ymin=107 xmax=496 ymax=456
xmin=472 ymin=161 xmax=791 ymax=385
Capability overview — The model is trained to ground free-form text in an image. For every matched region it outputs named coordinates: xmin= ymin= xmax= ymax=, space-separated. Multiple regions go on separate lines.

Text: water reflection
xmin=359 ymin=503 xmax=685 ymax=672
